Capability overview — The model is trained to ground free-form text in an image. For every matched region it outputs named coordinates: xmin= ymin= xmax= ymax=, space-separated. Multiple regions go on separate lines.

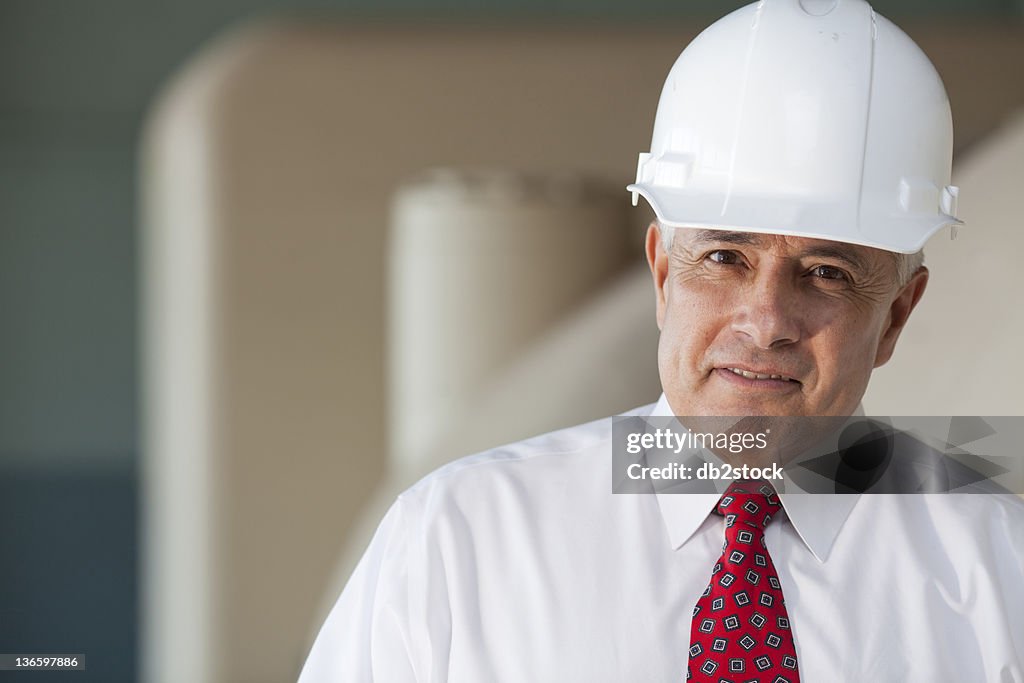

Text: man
xmin=299 ymin=0 xmax=1024 ymax=680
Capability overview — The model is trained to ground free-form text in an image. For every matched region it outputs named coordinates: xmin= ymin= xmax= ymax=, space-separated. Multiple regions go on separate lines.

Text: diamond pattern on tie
xmin=685 ymin=481 xmax=800 ymax=683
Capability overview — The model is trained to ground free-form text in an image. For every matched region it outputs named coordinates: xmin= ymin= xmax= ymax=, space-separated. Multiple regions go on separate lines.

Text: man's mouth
xmin=723 ymin=367 xmax=800 ymax=383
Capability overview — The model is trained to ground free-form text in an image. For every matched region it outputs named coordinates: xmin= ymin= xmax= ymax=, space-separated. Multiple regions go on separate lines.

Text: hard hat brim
xmin=628 ymin=183 xmax=962 ymax=254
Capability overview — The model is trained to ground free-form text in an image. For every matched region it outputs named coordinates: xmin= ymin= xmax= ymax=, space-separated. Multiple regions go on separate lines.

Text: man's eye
xmin=810 ymin=265 xmax=848 ymax=281
xmin=707 ymin=250 xmax=740 ymax=265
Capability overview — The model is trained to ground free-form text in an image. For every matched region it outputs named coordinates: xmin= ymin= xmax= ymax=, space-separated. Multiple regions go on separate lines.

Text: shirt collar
xmin=648 ymin=393 xmax=861 ymax=563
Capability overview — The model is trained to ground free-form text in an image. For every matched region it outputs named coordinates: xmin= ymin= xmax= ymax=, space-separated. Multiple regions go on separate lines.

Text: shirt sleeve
xmin=297 ymin=498 xmax=418 ymax=682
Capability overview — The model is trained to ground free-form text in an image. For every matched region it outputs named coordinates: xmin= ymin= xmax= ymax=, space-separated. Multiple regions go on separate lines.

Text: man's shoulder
xmin=883 ymin=491 xmax=1024 ymax=552
xmin=395 ymin=400 xmax=656 ymax=509
xmin=941 ymin=490 xmax=1024 ymax=526
xmin=920 ymin=481 xmax=1024 ymax=513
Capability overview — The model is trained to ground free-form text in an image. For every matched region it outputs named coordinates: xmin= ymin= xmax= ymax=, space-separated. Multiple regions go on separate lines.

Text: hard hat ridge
xmin=627 ymin=0 xmax=961 ymax=254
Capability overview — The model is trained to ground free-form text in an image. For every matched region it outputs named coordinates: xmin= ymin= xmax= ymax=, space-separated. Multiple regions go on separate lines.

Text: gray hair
xmin=658 ymin=223 xmax=924 ymax=287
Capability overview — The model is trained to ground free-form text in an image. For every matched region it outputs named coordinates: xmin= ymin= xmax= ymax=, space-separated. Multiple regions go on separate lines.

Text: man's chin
xmin=680 ymin=395 xmax=807 ymax=419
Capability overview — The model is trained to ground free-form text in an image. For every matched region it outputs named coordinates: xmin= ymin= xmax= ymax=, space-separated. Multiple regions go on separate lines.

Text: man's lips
xmin=715 ymin=366 xmax=802 ymax=384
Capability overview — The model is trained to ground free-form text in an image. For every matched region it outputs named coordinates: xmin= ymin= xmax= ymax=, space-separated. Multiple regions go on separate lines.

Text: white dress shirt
xmin=299 ymin=396 xmax=1024 ymax=682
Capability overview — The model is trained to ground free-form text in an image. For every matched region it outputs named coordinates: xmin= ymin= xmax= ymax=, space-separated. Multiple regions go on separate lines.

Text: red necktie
xmin=686 ymin=480 xmax=800 ymax=683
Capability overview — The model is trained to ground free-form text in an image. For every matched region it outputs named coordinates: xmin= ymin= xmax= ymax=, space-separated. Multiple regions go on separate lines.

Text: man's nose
xmin=730 ymin=274 xmax=803 ymax=350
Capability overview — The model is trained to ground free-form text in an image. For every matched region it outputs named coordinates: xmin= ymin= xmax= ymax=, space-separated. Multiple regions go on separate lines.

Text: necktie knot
xmin=716 ymin=480 xmax=782 ymax=532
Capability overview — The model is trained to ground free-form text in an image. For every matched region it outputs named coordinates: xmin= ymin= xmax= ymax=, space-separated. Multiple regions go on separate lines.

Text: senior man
xmin=299 ymin=0 xmax=1024 ymax=681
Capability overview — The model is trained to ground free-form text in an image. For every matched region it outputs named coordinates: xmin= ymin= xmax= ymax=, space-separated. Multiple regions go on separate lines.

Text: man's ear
xmin=645 ymin=222 xmax=669 ymax=331
xmin=874 ymin=266 xmax=929 ymax=368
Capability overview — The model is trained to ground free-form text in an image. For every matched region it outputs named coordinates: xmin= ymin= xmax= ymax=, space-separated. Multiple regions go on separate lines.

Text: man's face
xmin=646 ymin=224 xmax=929 ymax=418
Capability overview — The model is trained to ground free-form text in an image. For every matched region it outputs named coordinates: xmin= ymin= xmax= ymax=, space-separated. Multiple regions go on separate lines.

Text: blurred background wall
xmin=1 ymin=1 xmax=1023 ymax=681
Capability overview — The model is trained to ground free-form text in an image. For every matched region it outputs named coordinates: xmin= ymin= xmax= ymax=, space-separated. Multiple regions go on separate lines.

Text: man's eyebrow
xmin=690 ymin=230 xmax=764 ymax=246
xmin=800 ymin=245 xmax=868 ymax=272
xmin=687 ymin=230 xmax=871 ymax=272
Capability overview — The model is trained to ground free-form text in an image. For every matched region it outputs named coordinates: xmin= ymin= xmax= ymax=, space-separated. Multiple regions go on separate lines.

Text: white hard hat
xmin=628 ymin=0 xmax=962 ymax=254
